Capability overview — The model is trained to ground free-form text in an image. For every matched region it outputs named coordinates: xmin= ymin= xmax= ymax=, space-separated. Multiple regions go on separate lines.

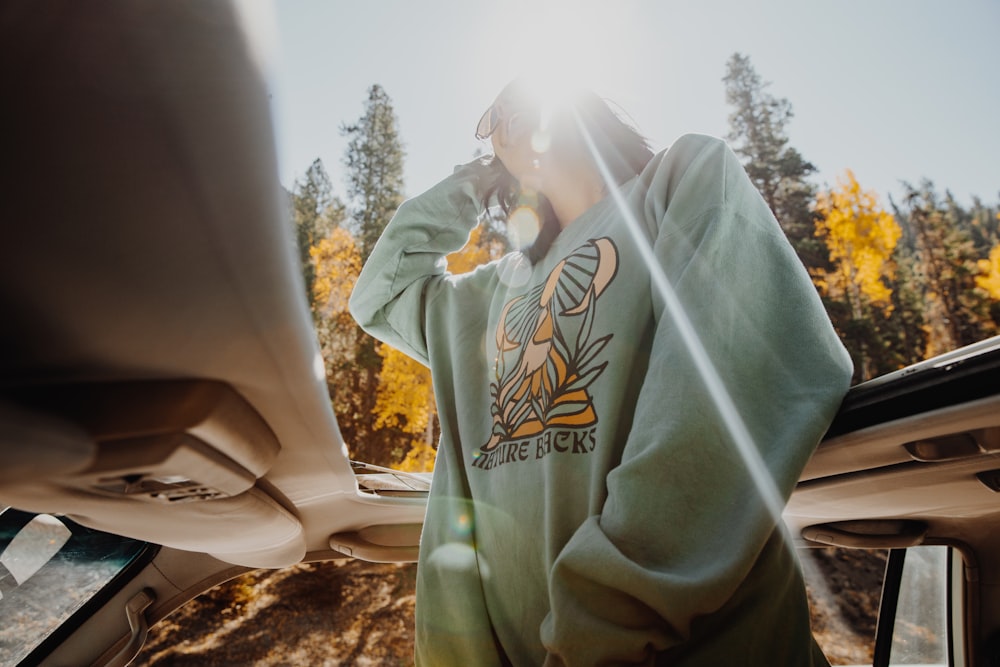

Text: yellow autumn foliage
xmin=309 ymin=228 xmax=363 ymax=388
xmin=374 ymin=345 xmax=433 ymax=434
xmin=396 ymin=440 xmax=437 ymax=473
xmin=373 ymin=343 xmax=437 ymax=472
xmin=814 ymin=169 xmax=901 ymax=314
xmin=310 ymin=227 xmax=361 ymax=316
xmin=976 ymin=243 xmax=1000 ymax=300
xmin=446 ymin=224 xmax=491 ymax=274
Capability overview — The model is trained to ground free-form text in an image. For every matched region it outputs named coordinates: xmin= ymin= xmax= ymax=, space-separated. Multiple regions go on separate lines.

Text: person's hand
xmin=467 ymin=155 xmax=516 ymax=212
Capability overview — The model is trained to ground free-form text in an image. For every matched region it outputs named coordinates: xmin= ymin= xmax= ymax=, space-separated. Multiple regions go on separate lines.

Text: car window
xmin=802 ymin=545 xmax=953 ymax=667
xmin=802 ymin=546 xmax=887 ymax=665
xmin=888 ymin=546 xmax=950 ymax=666
xmin=0 ymin=508 xmax=150 ymax=665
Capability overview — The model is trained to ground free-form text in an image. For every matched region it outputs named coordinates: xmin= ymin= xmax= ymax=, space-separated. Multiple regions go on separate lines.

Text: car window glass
xmin=890 ymin=546 xmax=949 ymax=666
xmin=802 ymin=546 xmax=887 ymax=665
xmin=0 ymin=508 xmax=148 ymax=665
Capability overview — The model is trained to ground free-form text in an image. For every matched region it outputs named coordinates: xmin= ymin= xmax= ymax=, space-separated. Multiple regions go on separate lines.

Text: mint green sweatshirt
xmin=350 ymin=134 xmax=853 ymax=666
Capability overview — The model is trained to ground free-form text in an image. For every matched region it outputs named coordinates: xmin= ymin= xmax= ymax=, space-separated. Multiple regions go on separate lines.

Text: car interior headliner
xmin=0 ymin=2 xmax=425 ymax=568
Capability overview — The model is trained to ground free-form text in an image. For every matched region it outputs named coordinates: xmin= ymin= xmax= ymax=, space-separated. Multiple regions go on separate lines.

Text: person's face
xmin=477 ymin=88 xmax=546 ymax=189
xmin=493 ymin=112 xmax=540 ymax=187
xmin=490 ymin=99 xmax=544 ymax=190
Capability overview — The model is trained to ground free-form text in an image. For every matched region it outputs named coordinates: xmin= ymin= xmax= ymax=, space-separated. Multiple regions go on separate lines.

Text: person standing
xmin=350 ymin=78 xmax=852 ymax=666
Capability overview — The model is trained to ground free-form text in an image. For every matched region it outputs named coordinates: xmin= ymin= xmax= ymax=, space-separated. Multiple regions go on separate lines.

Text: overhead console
xmin=0 ymin=381 xmax=306 ymax=568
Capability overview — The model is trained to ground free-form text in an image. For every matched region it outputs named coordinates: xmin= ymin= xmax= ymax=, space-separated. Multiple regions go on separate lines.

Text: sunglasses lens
xmin=476 ymin=105 xmax=500 ymax=140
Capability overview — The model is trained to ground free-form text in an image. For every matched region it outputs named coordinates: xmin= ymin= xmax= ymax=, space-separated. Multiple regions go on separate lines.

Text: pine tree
xmin=967 ymin=197 xmax=1000 ymax=256
xmin=722 ymin=53 xmax=822 ymax=267
xmin=341 ymin=84 xmax=406 ymax=263
xmin=892 ymin=182 xmax=993 ymax=356
xmin=885 ymin=244 xmax=928 ymax=368
xmin=290 ymin=159 xmax=344 ymax=299
xmin=337 ymin=85 xmax=407 ymax=465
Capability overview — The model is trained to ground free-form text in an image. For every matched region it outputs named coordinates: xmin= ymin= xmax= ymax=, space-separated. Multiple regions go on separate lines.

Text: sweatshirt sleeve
xmin=348 ymin=160 xmax=488 ymax=365
xmin=540 ymin=135 xmax=854 ymax=664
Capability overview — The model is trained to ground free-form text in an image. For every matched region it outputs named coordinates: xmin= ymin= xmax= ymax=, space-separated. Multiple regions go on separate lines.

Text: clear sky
xmin=261 ymin=0 xmax=999 ymax=209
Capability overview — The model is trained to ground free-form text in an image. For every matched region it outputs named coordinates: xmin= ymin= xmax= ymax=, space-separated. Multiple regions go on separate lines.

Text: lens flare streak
xmin=571 ymin=111 xmax=789 ymax=532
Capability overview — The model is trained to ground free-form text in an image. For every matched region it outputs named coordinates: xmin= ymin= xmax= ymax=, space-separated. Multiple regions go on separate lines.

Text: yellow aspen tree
xmin=445 ymin=224 xmax=491 ymax=273
xmin=814 ymin=170 xmax=901 ymax=379
xmin=310 ymin=229 xmax=364 ymax=448
xmin=373 ymin=346 xmax=434 ymax=435
xmin=977 ymin=240 xmax=1000 ymax=300
xmin=815 ymin=170 xmax=901 ymax=312
xmin=310 ymin=227 xmax=362 ymax=366
xmin=374 ymin=345 xmax=436 ymax=471
xmin=311 ymin=227 xmax=361 ymax=318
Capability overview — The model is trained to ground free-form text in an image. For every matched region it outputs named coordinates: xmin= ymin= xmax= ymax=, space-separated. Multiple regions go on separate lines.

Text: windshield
xmin=0 ymin=508 xmax=149 ymax=665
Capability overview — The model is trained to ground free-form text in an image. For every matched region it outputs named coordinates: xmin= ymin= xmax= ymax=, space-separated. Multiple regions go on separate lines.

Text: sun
xmin=483 ymin=0 xmax=635 ymax=94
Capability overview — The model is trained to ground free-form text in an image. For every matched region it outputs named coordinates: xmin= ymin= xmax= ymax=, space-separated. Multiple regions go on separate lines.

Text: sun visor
xmin=0 ymin=381 xmax=279 ymax=499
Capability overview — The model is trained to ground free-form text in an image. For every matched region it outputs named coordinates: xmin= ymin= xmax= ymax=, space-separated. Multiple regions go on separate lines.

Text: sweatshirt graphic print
xmin=476 ymin=237 xmax=617 ymax=469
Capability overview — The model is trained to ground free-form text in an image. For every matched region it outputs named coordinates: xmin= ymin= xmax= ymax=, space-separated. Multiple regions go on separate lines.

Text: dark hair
xmin=479 ymin=85 xmax=653 ymax=263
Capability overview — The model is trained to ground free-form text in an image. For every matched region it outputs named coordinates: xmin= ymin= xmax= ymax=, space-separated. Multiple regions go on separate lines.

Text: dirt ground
xmin=133 ymin=561 xmax=417 ymax=667
xmin=134 ymin=548 xmax=886 ymax=666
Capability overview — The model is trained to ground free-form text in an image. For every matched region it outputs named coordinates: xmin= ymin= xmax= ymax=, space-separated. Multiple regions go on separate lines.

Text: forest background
xmin=291 ymin=53 xmax=1000 ymax=472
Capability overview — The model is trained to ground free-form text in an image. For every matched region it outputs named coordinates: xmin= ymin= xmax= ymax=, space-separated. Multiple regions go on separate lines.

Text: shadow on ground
xmin=134 ymin=560 xmax=416 ymax=667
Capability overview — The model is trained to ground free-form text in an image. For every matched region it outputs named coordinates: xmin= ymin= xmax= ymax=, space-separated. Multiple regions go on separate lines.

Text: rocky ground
xmin=134 ymin=548 xmax=886 ymax=666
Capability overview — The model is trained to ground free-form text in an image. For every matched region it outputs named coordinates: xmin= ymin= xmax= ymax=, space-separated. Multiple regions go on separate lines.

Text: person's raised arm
xmin=349 ymin=160 xmax=489 ymax=365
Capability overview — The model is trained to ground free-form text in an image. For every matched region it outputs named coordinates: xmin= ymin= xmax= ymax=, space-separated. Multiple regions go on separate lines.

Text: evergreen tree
xmin=885 ymin=243 xmax=929 ymax=368
xmin=290 ymin=159 xmax=344 ymax=299
xmin=722 ymin=53 xmax=822 ymax=267
xmin=892 ymin=182 xmax=993 ymax=356
xmin=338 ymin=85 xmax=406 ymax=465
xmin=967 ymin=196 xmax=1000 ymax=257
xmin=341 ymin=84 xmax=406 ymax=263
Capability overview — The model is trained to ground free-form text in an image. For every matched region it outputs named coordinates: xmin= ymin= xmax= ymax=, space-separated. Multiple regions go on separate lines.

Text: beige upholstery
xmin=0 ymin=1 xmax=374 ymax=567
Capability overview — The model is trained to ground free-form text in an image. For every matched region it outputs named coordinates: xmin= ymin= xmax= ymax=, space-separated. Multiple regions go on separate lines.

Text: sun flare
xmin=484 ymin=0 xmax=633 ymax=93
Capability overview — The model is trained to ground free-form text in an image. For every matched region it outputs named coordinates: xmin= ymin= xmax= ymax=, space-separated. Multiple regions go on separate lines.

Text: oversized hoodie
xmin=349 ymin=134 xmax=853 ymax=666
